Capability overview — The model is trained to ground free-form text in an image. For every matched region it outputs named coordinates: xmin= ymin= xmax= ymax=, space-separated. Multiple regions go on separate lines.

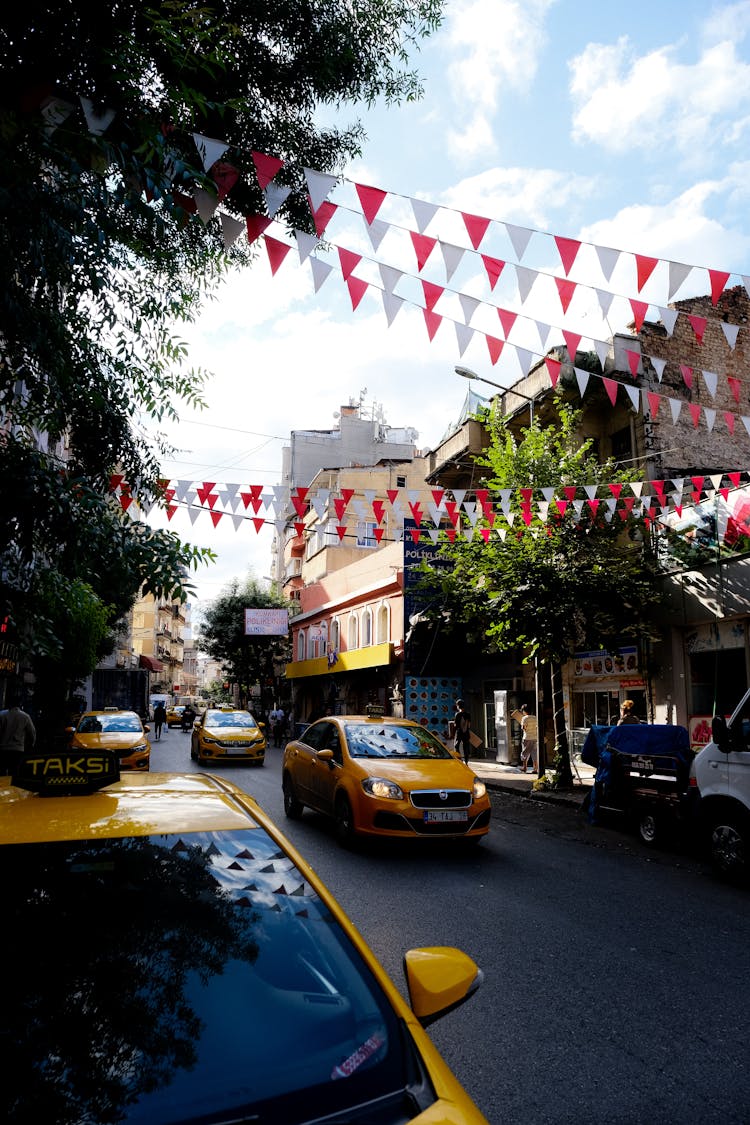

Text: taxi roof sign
xmin=12 ymin=749 xmax=120 ymax=795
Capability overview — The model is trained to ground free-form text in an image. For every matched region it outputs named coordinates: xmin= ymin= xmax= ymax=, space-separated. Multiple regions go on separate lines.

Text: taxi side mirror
xmin=403 ymin=947 xmax=483 ymax=1028
xmin=143 ymin=724 xmax=151 ymax=733
xmin=317 ymin=748 xmax=335 ymax=765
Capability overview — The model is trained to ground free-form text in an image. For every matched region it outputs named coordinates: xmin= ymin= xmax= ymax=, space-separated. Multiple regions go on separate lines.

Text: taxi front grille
xmin=409 ymin=789 xmax=472 ymax=810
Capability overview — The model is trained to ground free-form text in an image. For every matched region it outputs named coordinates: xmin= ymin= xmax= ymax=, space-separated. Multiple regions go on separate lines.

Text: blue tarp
xmin=582 ymin=724 xmax=692 ymax=825
xmin=581 ymin=724 xmax=690 ymax=768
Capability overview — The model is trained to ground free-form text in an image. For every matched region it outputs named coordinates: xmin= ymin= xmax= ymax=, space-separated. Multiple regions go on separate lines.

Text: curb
xmin=482 ymin=776 xmax=589 ymax=810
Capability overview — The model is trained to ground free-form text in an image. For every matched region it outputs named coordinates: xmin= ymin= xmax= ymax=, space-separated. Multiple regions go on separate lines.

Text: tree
xmin=0 ymin=2 xmax=443 ymax=696
xmin=422 ymin=402 xmax=663 ymax=787
xmin=197 ymin=577 xmax=293 ymax=709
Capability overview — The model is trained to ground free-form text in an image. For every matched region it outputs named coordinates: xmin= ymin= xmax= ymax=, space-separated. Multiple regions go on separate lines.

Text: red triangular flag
xmin=263 ymin=235 xmax=291 ymax=275
xmin=486 ymin=335 xmax=504 ymax=365
xmin=338 ymin=247 xmax=362 ymax=280
xmin=708 ymin=269 xmax=730 ymax=305
xmin=336 ymin=525 xmax=347 ymax=541
xmin=246 ymin=214 xmax=272 ymax=244
xmin=333 ymin=498 xmax=347 ymax=520
xmin=209 ymin=161 xmax=239 ymax=201
xmin=341 ymin=488 xmax=355 ymax=504
xmin=445 ymin=527 xmax=456 ymax=543
xmin=210 ymin=511 xmax=223 ymax=527
xmin=602 ymin=377 xmax=619 ymax=405
xmin=727 ymin=377 xmax=741 ymax=403
xmin=423 ymin=309 xmax=442 ymax=341
xmin=109 ymin=474 xmax=124 ymax=491
xmin=629 ymin=299 xmax=649 ymax=332
xmin=724 ymin=412 xmax=736 ymax=434
xmin=355 ymin=183 xmax=388 ymax=224
xmin=555 ymin=236 xmax=581 ymax=276
xmin=373 ymin=526 xmax=385 ymax=543
xmin=387 ymin=489 xmax=399 ymax=504
xmin=293 ymin=521 xmax=305 ymax=537
xmin=479 ymin=527 xmax=491 ymax=543
xmin=634 ymin=254 xmax=658 ymax=292
xmin=409 ymin=503 xmax=423 ymax=523
xmin=554 ymin=277 xmax=576 ymax=314
xmin=626 ymin=349 xmax=640 ymax=377
xmin=461 ymin=212 xmax=491 ymax=250
xmin=562 ymin=331 xmax=581 ymax=361
xmin=410 ymin=231 xmax=437 ymax=271
xmin=251 ymin=151 xmax=284 ymax=190
xmin=431 ymin=489 xmax=445 ymax=505
xmin=421 ymin=279 xmax=444 ymax=311
xmin=311 ymin=199 xmax=337 ymax=237
xmin=166 ymin=504 xmax=177 ymax=521
xmin=372 ymin=500 xmax=385 ymax=523
xmin=680 ymin=365 xmax=693 ymax=389
xmin=497 ymin=307 xmax=517 ymax=338
xmin=252 ymin=518 xmax=265 ymax=533
xmin=292 ymin=496 xmax=307 ymax=517
xmin=688 ymin=315 xmax=706 ymax=344
xmin=409 ymin=527 xmax=421 ymax=543
xmin=728 ymin=472 xmax=741 ymax=488
xmin=608 ymin=483 xmax=623 ymax=499
xmin=689 ymin=403 xmax=701 ymax=427
xmin=346 ymin=276 xmax=368 ymax=311
xmin=481 ymin=255 xmax=505 ymax=290
xmin=545 ymin=356 xmax=562 ymax=387
xmin=647 ymin=391 xmax=661 ymax=416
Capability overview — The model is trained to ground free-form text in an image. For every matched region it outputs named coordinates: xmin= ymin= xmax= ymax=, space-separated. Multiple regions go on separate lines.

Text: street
xmin=153 ymin=732 xmax=750 ymax=1124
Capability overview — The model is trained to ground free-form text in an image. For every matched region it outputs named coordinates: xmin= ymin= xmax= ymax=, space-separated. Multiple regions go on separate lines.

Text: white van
xmin=690 ymin=688 xmax=750 ymax=880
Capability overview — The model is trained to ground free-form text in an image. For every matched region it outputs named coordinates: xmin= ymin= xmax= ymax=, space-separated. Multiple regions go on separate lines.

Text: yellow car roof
xmin=0 ymin=772 xmax=262 ymax=845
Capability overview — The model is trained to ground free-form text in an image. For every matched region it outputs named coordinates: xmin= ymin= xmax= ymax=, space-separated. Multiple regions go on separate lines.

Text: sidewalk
xmin=469 ymin=754 xmax=596 ymax=809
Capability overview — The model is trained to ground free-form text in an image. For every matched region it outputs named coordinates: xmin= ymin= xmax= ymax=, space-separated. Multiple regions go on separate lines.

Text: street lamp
xmin=455 ymin=365 xmax=535 ymax=425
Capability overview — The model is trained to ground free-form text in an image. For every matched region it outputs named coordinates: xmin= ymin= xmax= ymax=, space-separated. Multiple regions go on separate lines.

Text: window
xmin=330 ymin=618 xmax=340 ymax=652
xmin=396 ymin=475 xmax=406 ymax=488
xmin=348 ymin=615 xmax=359 ymax=650
xmin=361 ymin=608 xmax=372 ymax=648
xmin=356 ymin=521 xmax=377 ymax=548
xmin=297 ymin=631 xmax=306 ymax=661
xmin=376 ymin=603 xmax=390 ymax=644
xmin=309 ymin=622 xmax=328 ymax=659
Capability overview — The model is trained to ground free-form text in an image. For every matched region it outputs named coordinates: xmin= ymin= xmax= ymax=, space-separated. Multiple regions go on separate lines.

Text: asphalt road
xmin=153 ymin=732 xmax=750 ymax=1125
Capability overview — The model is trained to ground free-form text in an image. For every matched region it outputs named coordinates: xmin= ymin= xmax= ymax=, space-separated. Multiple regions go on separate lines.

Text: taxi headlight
xmin=362 ymin=777 xmax=404 ymax=800
xmin=202 ymin=734 xmax=218 ymax=744
xmin=133 ymin=742 xmax=148 ymax=753
xmin=473 ymin=779 xmax=487 ymax=800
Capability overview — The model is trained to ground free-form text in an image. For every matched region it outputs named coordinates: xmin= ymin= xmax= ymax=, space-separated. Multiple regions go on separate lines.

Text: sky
xmin=142 ymin=0 xmax=750 ymax=612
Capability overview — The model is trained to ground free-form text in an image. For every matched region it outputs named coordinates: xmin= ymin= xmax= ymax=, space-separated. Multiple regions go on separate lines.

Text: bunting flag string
xmin=46 ymin=89 xmax=750 ymax=337
xmin=270 ymin=194 xmax=750 ymax=358
xmin=253 ymin=226 xmax=750 ymax=432
xmin=110 ymin=472 xmax=750 ymax=547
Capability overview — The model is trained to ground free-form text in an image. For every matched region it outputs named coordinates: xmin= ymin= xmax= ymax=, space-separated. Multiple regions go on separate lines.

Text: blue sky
xmin=147 ymin=0 xmax=750 ymax=608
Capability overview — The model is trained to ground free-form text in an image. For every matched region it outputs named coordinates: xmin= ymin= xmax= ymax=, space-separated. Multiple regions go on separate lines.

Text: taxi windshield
xmin=78 ymin=714 xmax=142 ymax=734
xmin=206 ymin=710 xmax=257 ymax=729
xmin=2 ymin=826 xmax=410 ymax=1124
xmin=343 ymin=723 xmax=454 ymax=760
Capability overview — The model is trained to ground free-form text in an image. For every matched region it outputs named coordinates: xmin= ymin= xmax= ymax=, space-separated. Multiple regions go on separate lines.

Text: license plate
xmin=424 ymin=810 xmax=468 ymax=823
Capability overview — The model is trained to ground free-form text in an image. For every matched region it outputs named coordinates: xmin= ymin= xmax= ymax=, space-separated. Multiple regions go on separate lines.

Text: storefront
xmin=566 ymin=645 xmax=648 ymax=730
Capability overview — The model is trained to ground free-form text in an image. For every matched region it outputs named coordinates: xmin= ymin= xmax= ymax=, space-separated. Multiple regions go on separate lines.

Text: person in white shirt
xmin=519 ymin=704 xmax=538 ymax=774
xmin=0 ymin=693 xmax=36 ymax=775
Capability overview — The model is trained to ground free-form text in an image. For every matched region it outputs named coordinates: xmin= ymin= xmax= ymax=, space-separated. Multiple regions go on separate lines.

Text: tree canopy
xmin=0 ymin=1 xmax=444 ymax=698
xmin=421 ymin=401 xmax=663 ymax=785
xmin=196 ymin=577 xmax=292 ymax=708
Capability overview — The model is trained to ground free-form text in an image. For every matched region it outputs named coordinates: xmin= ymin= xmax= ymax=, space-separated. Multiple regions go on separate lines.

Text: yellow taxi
xmin=190 ymin=707 xmax=266 ymax=766
xmin=282 ymin=714 xmax=492 ymax=846
xmin=0 ymin=750 xmax=489 ymax=1124
xmin=66 ymin=708 xmax=151 ymax=771
xmin=165 ymin=704 xmax=185 ymax=728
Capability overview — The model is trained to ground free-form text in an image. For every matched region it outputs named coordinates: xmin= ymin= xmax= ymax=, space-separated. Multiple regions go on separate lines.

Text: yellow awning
xmin=285 ymin=642 xmax=394 ymax=680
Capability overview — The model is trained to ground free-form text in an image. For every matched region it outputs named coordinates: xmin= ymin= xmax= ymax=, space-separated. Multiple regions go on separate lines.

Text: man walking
xmin=453 ymin=699 xmax=472 ymax=765
xmin=0 ymin=691 xmax=36 ymax=775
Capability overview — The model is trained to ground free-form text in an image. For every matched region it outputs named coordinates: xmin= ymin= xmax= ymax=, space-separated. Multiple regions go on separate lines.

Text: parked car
xmin=191 ymin=707 xmax=266 ymax=766
xmin=66 ymin=708 xmax=150 ymax=771
xmin=691 ymin=688 xmax=750 ymax=880
xmin=1 ymin=749 xmax=488 ymax=1124
xmin=282 ymin=715 xmax=491 ymax=846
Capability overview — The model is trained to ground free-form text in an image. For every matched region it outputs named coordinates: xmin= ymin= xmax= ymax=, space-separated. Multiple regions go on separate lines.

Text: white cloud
xmin=569 ymin=29 xmax=750 ymax=157
xmin=442 ymin=0 xmax=556 ymax=159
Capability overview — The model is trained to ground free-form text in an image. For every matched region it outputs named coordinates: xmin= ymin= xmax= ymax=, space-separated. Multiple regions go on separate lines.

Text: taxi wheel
xmin=190 ymin=741 xmax=197 ymax=760
xmin=334 ymin=793 xmax=356 ymax=848
xmin=283 ymin=775 xmax=304 ymax=819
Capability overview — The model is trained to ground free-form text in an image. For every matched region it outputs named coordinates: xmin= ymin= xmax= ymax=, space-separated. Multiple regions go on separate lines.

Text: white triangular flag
xmin=264 ymin=183 xmax=291 ymax=218
xmin=295 ymin=230 xmax=319 ymax=263
xmin=310 ymin=257 xmax=333 ymax=291
xmin=192 ymin=133 xmax=229 ymax=172
xmin=382 ymin=291 xmax=404 ymax=326
xmin=514 ymin=265 xmax=536 ymax=304
xmin=595 ymin=245 xmax=619 ymax=282
xmin=80 ymin=96 xmax=116 ymax=136
xmin=304 ymin=168 xmax=337 ymax=212
xmin=505 ymin=222 xmax=534 ymax=261
xmin=440 ymin=241 xmax=465 ymax=282
xmin=410 ymin=198 xmax=438 ymax=233
xmin=364 ymin=217 xmax=389 ymax=252
xmin=701 ymin=371 xmax=718 ymax=398
xmin=454 ymin=321 xmax=474 ymax=356
xmin=220 ymin=213 xmax=245 ymax=248
xmin=459 ymin=293 xmax=480 ymax=325
xmin=667 ymin=261 xmax=692 ymax=301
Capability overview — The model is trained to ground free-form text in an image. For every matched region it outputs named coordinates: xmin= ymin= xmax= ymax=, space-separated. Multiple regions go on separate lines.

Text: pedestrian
xmin=153 ymin=701 xmax=167 ymax=740
xmin=617 ymin=699 xmax=640 ymax=725
xmin=272 ymin=705 xmax=286 ymax=747
xmin=453 ymin=699 xmax=472 ymax=765
xmin=519 ymin=704 xmax=538 ymax=774
xmin=0 ymin=691 xmax=36 ymax=776
xmin=181 ymin=704 xmax=196 ymax=732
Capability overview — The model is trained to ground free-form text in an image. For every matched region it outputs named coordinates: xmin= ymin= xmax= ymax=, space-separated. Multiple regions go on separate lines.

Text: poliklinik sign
xmin=244 ymin=609 xmax=289 ymax=636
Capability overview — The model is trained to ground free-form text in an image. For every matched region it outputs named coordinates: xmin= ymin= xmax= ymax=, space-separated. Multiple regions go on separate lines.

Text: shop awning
xmin=139 ymin=654 xmax=164 ymax=673
xmin=285 ymin=642 xmax=393 ymax=680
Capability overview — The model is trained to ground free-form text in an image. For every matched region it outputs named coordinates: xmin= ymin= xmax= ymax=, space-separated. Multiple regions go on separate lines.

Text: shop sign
xmin=573 ymin=646 xmax=638 ymax=677
xmin=689 ymin=715 xmax=713 ymax=753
